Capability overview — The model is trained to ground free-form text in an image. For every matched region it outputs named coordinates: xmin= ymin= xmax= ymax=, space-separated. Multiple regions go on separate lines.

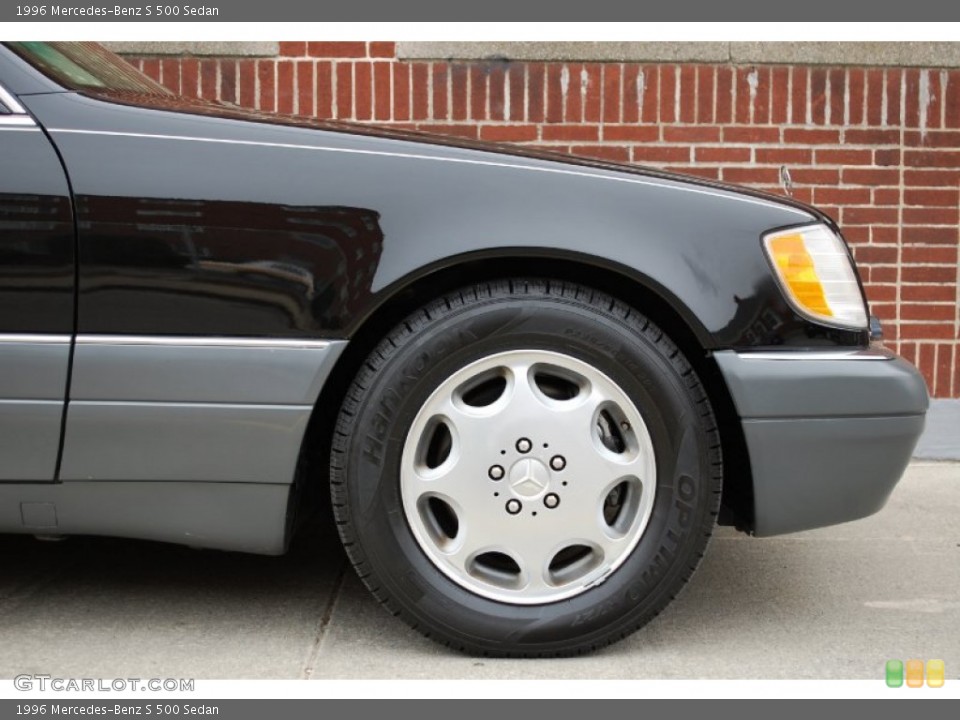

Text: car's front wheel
xmin=330 ymin=279 xmax=721 ymax=656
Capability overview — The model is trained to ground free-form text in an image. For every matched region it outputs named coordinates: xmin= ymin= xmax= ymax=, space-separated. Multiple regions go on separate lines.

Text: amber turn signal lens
xmin=766 ymin=233 xmax=834 ymax=317
xmin=763 ymin=224 xmax=868 ymax=329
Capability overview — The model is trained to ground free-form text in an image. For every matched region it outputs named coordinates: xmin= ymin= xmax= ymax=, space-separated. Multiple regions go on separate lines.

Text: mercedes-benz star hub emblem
xmin=508 ymin=458 xmax=550 ymax=499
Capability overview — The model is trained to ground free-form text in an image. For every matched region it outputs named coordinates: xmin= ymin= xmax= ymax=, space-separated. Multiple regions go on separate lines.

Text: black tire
xmin=330 ymin=279 xmax=721 ymax=657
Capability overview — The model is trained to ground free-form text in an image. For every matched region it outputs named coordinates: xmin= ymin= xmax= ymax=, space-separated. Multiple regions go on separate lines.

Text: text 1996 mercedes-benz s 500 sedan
xmin=0 ymin=42 xmax=929 ymax=656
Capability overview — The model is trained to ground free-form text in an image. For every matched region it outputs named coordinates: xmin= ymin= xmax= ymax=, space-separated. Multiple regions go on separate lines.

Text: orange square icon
xmin=906 ymin=659 xmax=924 ymax=688
xmin=926 ymin=660 xmax=945 ymax=688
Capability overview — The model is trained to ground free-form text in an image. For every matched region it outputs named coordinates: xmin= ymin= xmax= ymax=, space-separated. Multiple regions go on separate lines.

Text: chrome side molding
xmin=76 ymin=334 xmax=331 ymax=350
xmin=736 ymin=348 xmax=895 ymax=361
xmin=0 ymin=115 xmax=37 ymax=127
xmin=0 ymin=334 xmax=71 ymax=344
xmin=71 ymin=336 xmax=345 ymax=405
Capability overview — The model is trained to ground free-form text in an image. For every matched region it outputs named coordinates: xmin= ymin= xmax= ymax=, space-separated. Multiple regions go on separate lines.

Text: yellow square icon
xmin=906 ymin=659 xmax=924 ymax=688
xmin=926 ymin=660 xmax=945 ymax=688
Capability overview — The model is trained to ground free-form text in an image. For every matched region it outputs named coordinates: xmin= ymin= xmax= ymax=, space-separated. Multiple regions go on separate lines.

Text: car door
xmin=0 ymin=83 xmax=76 ymax=481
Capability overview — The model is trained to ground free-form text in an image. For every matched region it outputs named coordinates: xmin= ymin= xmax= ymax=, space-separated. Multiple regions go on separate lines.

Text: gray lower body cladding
xmin=59 ymin=403 xmax=312 ymax=483
xmin=0 ymin=337 xmax=70 ymax=480
xmin=59 ymin=337 xmax=347 ymax=483
xmin=714 ymin=348 xmax=929 ymax=536
xmin=0 ymin=337 xmax=347 ymax=553
xmin=0 ymin=481 xmax=291 ymax=554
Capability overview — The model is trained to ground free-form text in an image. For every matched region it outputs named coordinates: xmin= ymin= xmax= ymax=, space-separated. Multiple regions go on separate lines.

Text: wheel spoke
xmin=562 ymin=388 xmax=650 ymax=481
xmin=501 ymin=358 xmax=544 ymax=418
xmin=561 ymin=502 xmax=629 ymax=560
xmin=409 ymin=451 xmax=513 ymax=533
xmin=409 ymin=394 xmax=504 ymax=489
xmin=496 ymin=523 xmax=559 ymax=593
xmin=444 ymin=522 xmax=501 ymax=575
xmin=577 ymin=436 xmax=648 ymax=485
xmin=442 ymin=395 xmax=500 ymax=441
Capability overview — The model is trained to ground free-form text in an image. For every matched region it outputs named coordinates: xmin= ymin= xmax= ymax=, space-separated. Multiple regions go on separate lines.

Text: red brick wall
xmin=128 ymin=42 xmax=960 ymax=398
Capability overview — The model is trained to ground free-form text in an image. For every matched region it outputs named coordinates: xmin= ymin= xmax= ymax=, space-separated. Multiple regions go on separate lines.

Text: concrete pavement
xmin=1 ymin=462 xmax=957 ymax=680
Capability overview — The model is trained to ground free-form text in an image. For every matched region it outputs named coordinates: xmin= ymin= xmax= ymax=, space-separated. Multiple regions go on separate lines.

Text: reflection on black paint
xmin=77 ymin=197 xmax=384 ymax=336
xmin=715 ymin=278 xmax=865 ymax=348
xmin=0 ymin=193 xmax=75 ymax=333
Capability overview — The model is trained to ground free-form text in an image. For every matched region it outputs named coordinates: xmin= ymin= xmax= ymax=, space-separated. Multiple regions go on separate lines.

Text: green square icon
xmin=886 ymin=659 xmax=904 ymax=687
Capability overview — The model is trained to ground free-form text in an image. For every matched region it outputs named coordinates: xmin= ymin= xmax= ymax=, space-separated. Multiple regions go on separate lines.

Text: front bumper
xmin=714 ymin=347 xmax=929 ymax=536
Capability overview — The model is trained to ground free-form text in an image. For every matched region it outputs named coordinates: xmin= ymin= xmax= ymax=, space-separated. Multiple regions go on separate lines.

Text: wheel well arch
xmin=294 ymin=253 xmax=755 ymax=534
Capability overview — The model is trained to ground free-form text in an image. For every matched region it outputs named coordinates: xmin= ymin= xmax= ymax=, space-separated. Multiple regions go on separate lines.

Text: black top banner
xmin=3 ymin=1 xmax=960 ymax=22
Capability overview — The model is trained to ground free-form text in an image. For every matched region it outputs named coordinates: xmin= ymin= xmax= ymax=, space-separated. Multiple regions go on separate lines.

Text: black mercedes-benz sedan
xmin=0 ymin=41 xmax=928 ymax=656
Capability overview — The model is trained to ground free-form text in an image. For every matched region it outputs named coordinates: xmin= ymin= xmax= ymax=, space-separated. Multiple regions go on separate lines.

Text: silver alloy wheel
xmin=400 ymin=349 xmax=657 ymax=604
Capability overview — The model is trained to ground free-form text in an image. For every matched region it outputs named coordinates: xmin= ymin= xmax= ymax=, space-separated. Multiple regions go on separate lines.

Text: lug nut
xmin=506 ymin=499 xmax=522 ymax=515
xmin=488 ymin=465 xmax=504 ymax=480
xmin=544 ymin=493 xmax=560 ymax=509
xmin=549 ymin=455 xmax=566 ymax=471
xmin=516 ymin=438 xmax=532 ymax=453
